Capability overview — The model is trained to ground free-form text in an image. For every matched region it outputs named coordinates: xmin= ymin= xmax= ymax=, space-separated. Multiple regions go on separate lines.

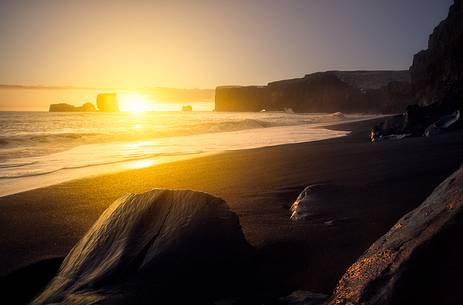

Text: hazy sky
xmin=0 ymin=0 xmax=453 ymax=89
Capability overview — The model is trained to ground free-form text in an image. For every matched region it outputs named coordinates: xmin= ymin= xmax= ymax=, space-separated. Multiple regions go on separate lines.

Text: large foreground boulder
xmin=31 ymin=189 xmax=254 ymax=305
xmin=327 ymin=165 xmax=463 ymax=305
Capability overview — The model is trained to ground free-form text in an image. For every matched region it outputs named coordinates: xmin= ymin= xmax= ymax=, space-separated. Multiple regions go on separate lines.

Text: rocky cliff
xmin=371 ymin=0 xmax=463 ymax=141
xmin=215 ymin=71 xmax=412 ymax=114
xmin=410 ymin=0 xmax=463 ymax=109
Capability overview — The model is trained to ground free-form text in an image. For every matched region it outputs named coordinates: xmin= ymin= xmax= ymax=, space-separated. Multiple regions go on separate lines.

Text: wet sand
xmin=1 ymin=118 xmax=463 ymax=299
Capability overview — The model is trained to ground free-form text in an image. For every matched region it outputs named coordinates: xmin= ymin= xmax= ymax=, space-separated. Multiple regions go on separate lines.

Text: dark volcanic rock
xmin=280 ymin=290 xmax=328 ymax=305
xmin=410 ymin=0 xmax=463 ymax=107
xmin=370 ymin=103 xmax=461 ymax=141
xmin=31 ymin=189 xmax=254 ymax=305
xmin=215 ymin=71 xmax=412 ymax=114
xmin=49 ymin=102 xmax=96 ymax=112
xmin=96 ymin=93 xmax=119 ymax=112
xmin=372 ymin=0 xmax=463 ymax=140
xmin=215 ymin=85 xmax=268 ymax=112
xmin=326 ymin=165 xmax=463 ymax=305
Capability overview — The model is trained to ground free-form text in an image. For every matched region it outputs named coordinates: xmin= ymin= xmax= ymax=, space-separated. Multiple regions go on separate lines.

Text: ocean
xmin=0 ymin=111 xmax=377 ymax=196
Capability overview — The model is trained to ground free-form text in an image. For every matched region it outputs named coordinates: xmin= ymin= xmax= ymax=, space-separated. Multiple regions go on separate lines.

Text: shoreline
xmin=2 ymin=118 xmax=463 ymax=296
xmin=0 ymin=115 xmax=381 ymax=197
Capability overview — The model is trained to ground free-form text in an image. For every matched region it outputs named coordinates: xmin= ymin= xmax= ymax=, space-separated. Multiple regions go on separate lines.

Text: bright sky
xmin=0 ymin=0 xmax=452 ymax=89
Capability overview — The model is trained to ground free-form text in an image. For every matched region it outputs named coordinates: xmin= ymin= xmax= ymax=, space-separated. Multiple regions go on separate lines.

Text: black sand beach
xmin=2 ymin=119 xmax=463 ymax=301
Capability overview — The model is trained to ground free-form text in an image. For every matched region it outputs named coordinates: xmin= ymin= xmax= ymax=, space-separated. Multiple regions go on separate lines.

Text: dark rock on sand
xmin=370 ymin=104 xmax=460 ymax=141
xmin=290 ymin=185 xmax=334 ymax=222
xmin=327 ymin=165 xmax=463 ymax=305
xmin=31 ymin=189 xmax=254 ymax=305
xmin=371 ymin=0 xmax=463 ymax=141
xmin=280 ymin=290 xmax=328 ymax=305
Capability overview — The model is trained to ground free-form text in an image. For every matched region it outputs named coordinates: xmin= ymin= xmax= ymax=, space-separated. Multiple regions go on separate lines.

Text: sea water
xmin=0 ymin=111 xmax=377 ymax=196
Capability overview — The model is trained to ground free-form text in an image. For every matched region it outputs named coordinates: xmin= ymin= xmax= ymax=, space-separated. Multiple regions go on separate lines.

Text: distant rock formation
xmin=96 ymin=93 xmax=119 ymax=112
xmin=371 ymin=0 xmax=463 ymax=141
xmin=181 ymin=105 xmax=192 ymax=111
xmin=326 ymin=165 xmax=463 ymax=305
xmin=49 ymin=102 xmax=96 ymax=112
xmin=49 ymin=94 xmax=120 ymax=112
xmin=215 ymin=71 xmax=412 ymax=114
xmin=31 ymin=189 xmax=254 ymax=305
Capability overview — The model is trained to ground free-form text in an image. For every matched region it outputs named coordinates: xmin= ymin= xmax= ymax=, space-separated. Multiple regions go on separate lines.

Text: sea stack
xmin=96 ymin=93 xmax=119 ymax=112
xmin=49 ymin=102 xmax=96 ymax=112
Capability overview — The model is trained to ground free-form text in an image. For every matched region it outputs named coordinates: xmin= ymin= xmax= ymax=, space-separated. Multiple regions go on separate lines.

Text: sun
xmin=119 ymin=92 xmax=151 ymax=112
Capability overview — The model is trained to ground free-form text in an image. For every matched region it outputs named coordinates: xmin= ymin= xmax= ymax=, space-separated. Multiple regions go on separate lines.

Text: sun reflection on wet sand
xmin=126 ymin=159 xmax=157 ymax=169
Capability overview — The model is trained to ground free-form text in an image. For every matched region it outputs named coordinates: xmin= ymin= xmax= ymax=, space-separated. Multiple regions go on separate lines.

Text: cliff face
xmin=215 ymin=71 xmax=412 ymax=113
xmin=410 ymin=0 xmax=463 ymax=109
xmin=371 ymin=0 xmax=463 ymax=141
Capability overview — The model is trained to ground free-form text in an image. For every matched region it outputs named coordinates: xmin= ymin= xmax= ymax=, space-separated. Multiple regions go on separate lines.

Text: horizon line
xmin=0 ymin=84 xmax=215 ymax=91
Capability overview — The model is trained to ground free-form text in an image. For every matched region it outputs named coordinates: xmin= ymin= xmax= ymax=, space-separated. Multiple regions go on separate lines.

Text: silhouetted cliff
xmin=49 ymin=102 xmax=96 ymax=112
xmin=371 ymin=0 xmax=463 ymax=140
xmin=215 ymin=70 xmax=412 ymax=113
xmin=410 ymin=0 xmax=463 ymax=110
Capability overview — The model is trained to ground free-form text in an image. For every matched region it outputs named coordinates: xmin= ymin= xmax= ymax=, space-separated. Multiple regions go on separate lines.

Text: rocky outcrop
xmin=370 ymin=104 xmax=461 ymax=141
xmin=215 ymin=71 xmax=412 ymax=114
xmin=290 ymin=185 xmax=336 ymax=222
xmin=410 ymin=0 xmax=463 ymax=107
xmin=96 ymin=93 xmax=119 ymax=112
xmin=215 ymin=85 xmax=268 ymax=112
xmin=326 ymin=165 xmax=463 ymax=305
xmin=181 ymin=105 xmax=192 ymax=111
xmin=49 ymin=102 xmax=96 ymax=112
xmin=371 ymin=0 xmax=463 ymax=140
xmin=31 ymin=189 xmax=254 ymax=305
xmin=49 ymin=94 xmax=120 ymax=113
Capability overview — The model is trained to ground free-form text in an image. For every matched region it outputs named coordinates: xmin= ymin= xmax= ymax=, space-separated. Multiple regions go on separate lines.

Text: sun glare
xmin=119 ymin=92 xmax=151 ymax=112
xmin=126 ymin=159 xmax=157 ymax=169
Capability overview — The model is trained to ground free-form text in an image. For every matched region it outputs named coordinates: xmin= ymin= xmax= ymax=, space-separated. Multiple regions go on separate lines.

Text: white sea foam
xmin=0 ymin=111 xmax=380 ymax=196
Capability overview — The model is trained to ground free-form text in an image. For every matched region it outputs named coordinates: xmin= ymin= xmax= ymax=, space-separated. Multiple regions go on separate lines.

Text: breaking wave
xmin=0 ymin=111 xmax=373 ymax=196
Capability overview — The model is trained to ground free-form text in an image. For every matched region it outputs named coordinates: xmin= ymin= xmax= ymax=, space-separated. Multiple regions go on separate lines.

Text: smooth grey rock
xmin=31 ymin=189 xmax=253 ymax=305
